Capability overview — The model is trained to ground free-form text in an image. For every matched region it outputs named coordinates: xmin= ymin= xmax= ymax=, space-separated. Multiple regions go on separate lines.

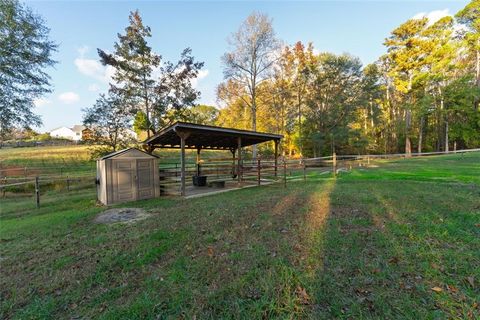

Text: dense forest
xmin=215 ymin=1 xmax=480 ymax=157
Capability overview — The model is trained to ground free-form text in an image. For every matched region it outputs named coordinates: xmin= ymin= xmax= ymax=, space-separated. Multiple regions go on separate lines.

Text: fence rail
xmin=1 ymin=147 xmax=478 ymax=205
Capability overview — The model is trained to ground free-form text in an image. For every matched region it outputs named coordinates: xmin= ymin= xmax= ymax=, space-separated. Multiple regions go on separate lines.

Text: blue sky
xmin=26 ymin=0 xmax=469 ymax=132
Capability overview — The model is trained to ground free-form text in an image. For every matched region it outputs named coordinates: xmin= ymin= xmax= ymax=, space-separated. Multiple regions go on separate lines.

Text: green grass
xmin=0 ymin=152 xmax=479 ymax=319
xmin=0 ymin=145 xmax=231 ymax=178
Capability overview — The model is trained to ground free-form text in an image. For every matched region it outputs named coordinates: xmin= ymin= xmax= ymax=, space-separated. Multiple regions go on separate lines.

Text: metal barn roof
xmin=144 ymin=122 xmax=283 ymax=150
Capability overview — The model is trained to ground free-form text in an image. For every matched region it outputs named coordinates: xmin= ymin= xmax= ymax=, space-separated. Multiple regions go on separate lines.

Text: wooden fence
xmin=1 ymin=147 xmax=479 ymax=206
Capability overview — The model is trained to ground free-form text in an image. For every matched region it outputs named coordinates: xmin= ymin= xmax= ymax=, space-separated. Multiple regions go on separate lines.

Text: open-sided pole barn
xmin=144 ymin=122 xmax=283 ymax=196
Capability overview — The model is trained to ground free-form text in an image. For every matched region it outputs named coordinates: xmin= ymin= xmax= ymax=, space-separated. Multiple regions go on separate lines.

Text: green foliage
xmin=132 ymin=111 xmax=151 ymax=136
xmin=181 ymin=104 xmax=219 ymax=125
xmin=97 ymin=10 xmax=204 ymax=135
xmin=216 ymin=3 xmax=480 ymax=156
xmin=0 ymin=0 xmax=57 ymax=137
xmin=83 ymin=92 xmax=135 ymax=154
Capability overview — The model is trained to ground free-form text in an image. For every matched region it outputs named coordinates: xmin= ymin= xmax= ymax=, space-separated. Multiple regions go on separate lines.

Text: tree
xmin=182 ymin=105 xmax=219 ymax=125
xmin=456 ymin=0 xmax=480 ymax=110
xmin=221 ymin=12 xmax=281 ymax=159
xmin=98 ymin=10 xmax=203 ymax=137
xmin=0 ymin=0 xmax=56 ymax=139
xmin=83 ymin=92 xmax=134 ymax=155
xmin=303 ymin=53 xmax=364 ymax=156
xmin=384 ymin=18 xmax=431 ymax=156
xmin=133 ymin=110 xmax=151 ymax=138
xmin=279 ymin=42 xmax=316 ymax=154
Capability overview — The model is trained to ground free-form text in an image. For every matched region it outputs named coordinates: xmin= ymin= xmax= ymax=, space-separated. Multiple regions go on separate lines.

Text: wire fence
xmin=1 ymin=148 xmax=479 ymax=206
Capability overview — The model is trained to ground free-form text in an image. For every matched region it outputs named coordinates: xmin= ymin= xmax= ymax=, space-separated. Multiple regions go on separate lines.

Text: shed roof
xmin=144 ymin=122 xmax=283 ymax=150
xmin=99 ymin=148 xmax=159 ymax=160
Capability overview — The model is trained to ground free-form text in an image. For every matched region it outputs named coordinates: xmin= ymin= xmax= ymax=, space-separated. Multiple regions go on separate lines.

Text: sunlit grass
xmin=1 ymin=152 xmax=479 ymax=319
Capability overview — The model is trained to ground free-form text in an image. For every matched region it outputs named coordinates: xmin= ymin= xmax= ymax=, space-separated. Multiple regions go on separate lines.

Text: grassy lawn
xmin=0 ymin=152 xmax=479 ymax=319
xmin=0 ymin=145 xmax=232 ymax=178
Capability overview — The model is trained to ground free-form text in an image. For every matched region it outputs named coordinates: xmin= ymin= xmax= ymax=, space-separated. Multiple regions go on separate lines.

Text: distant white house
xmin=50 ymin=125 xmax=85 ymax=141
xmin=50 ymin=125 xmax=138 ymax=142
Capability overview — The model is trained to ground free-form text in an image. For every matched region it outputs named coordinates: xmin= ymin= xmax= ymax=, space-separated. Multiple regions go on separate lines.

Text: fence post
xmin=302 ymin=159 xmax=306 ymax=182
xmin=333 ymin=152 xmax=337 ymax=177
xmin=257 ymin=158 xmax=261 ymax=186
xmin=35 ymin=176 xmax=40 ymax=208
xmin=283 ymin=159 xmax=287 ymax=188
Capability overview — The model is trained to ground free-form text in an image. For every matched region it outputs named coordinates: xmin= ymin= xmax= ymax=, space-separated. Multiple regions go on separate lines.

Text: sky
xmin=25 ymin=0 xmax=469 ymax=132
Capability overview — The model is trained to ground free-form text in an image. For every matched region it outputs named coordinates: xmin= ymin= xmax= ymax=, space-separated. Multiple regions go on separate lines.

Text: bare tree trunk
xmin=439 ymin=87 xmax=448 ymax=153
xmin=476 ymin=46 xmax=480 ymax=110
xmin=418 ymin=116 xmax=423 ymax=154
xmin=251 ymin=99 xmax=257 ymax=161
xmin=405 ymin=74 xmax=413 ymax=157
xmin=445 ymin=120 xmax=449 ymax=153
xmin=297 ymin=93 xmax=303 ymax=155
xmin=405 ymin=109 xmax=412 ymax=156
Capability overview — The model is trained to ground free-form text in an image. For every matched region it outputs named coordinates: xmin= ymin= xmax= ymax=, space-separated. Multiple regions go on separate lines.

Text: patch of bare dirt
xmin=0 ymin=165 xmax=41 ymax=177
xmin=94 ymin=208 xmax=149 ymax=224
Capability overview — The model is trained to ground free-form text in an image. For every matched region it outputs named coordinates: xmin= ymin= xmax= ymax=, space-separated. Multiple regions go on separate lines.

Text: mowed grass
xmin=0 ymin=145 xmax=230 ymax=178
xmin=0 ymin=145 xmax=94 ymax=176
xmin=0 ymin=152 xmax=479 ymax=319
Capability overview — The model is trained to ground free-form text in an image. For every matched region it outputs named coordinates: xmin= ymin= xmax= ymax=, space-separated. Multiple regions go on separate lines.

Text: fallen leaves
xmin=296 ymin=286 xmax=311 ymax=305
xmin=207 ymin=246 xmax=214 ymax=257
xmin=431 ymin=286 xmax=443 ymax=293
xmin=388 ymin=256 xmax=400 ymax=264
xmin=466 ymin=276 xmax=475 ymax=288
xmin=446 ymin=284 xmax=458 ymax=293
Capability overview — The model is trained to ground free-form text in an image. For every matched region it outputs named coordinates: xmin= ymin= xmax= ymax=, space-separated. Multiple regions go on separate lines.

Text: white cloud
xmin=33 ymin=98 xmax=51 ymax=108
xmin=77 ymin=45 xmax=89 ymax=57
xmin=191 ymin=69 xmax=209 ymax=88
xmin=58 ymin=92 xmax=80 ymax=104
xmin=74 ymin=57 xmax=114 ymax=83
xmin=74 ymin=45 xmax=114 ymax=83
xmin=88 ymin=83 xmax=100 ymax=92
xmin=413 ymin=9 xmax=450 ymax=26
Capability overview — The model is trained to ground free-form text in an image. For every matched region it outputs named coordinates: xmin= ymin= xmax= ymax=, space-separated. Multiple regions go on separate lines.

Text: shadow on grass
xmin=2 ymin=174 xmax=479 ymax=319
xmin=307 ymin=178 xmax=480 ymax=319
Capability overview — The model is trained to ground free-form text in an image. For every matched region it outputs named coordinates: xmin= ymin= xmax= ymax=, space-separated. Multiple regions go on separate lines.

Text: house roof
xmin=71 ymin=125 xmax=86 ymax=133
xmin=99 ymin=148 xmax=159 ymax=160
xmin=50 ymin=126 xmax=71 ymax=132
xmin=144 ymin=121 xmax=283 ymax=150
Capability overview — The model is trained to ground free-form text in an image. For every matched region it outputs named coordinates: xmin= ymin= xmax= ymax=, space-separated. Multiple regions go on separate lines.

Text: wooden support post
xmin=35 ymin=176 xmax=40 ymax=208
xmin=231 ymin=149 xmax=236 ymax=178
xmin=283 ymin=159 xmax=287 ymax=188
xmin=274 ymin=139 xmax=279 ymax=178
xmin=175 ymin=130 xmax=190 ymax=197
xmin=180 ymin=137 xmax=186 ymax=196
xmin=196 ymin=148 xmax=201 ymax=176
xmin=257 ymin=158 xmax=261 ymax=186
xmin=237 ymin=137 xmax=242 ymax=186
xmin=333 ymin=152 xmax=337 ymax=177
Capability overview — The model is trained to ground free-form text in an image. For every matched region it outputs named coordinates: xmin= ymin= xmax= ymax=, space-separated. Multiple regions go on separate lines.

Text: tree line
xmin=1 ymin=0 xmax=478 ymax=157
xmin=217 ymin=2 xmax=480 ymax=157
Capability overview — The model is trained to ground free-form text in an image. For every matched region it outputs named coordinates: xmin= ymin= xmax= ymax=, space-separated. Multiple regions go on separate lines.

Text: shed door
xmin=136 ymin=159 xmax=154 ymax=199
xmin=113 ymin=160 xmax=137 ymax=202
